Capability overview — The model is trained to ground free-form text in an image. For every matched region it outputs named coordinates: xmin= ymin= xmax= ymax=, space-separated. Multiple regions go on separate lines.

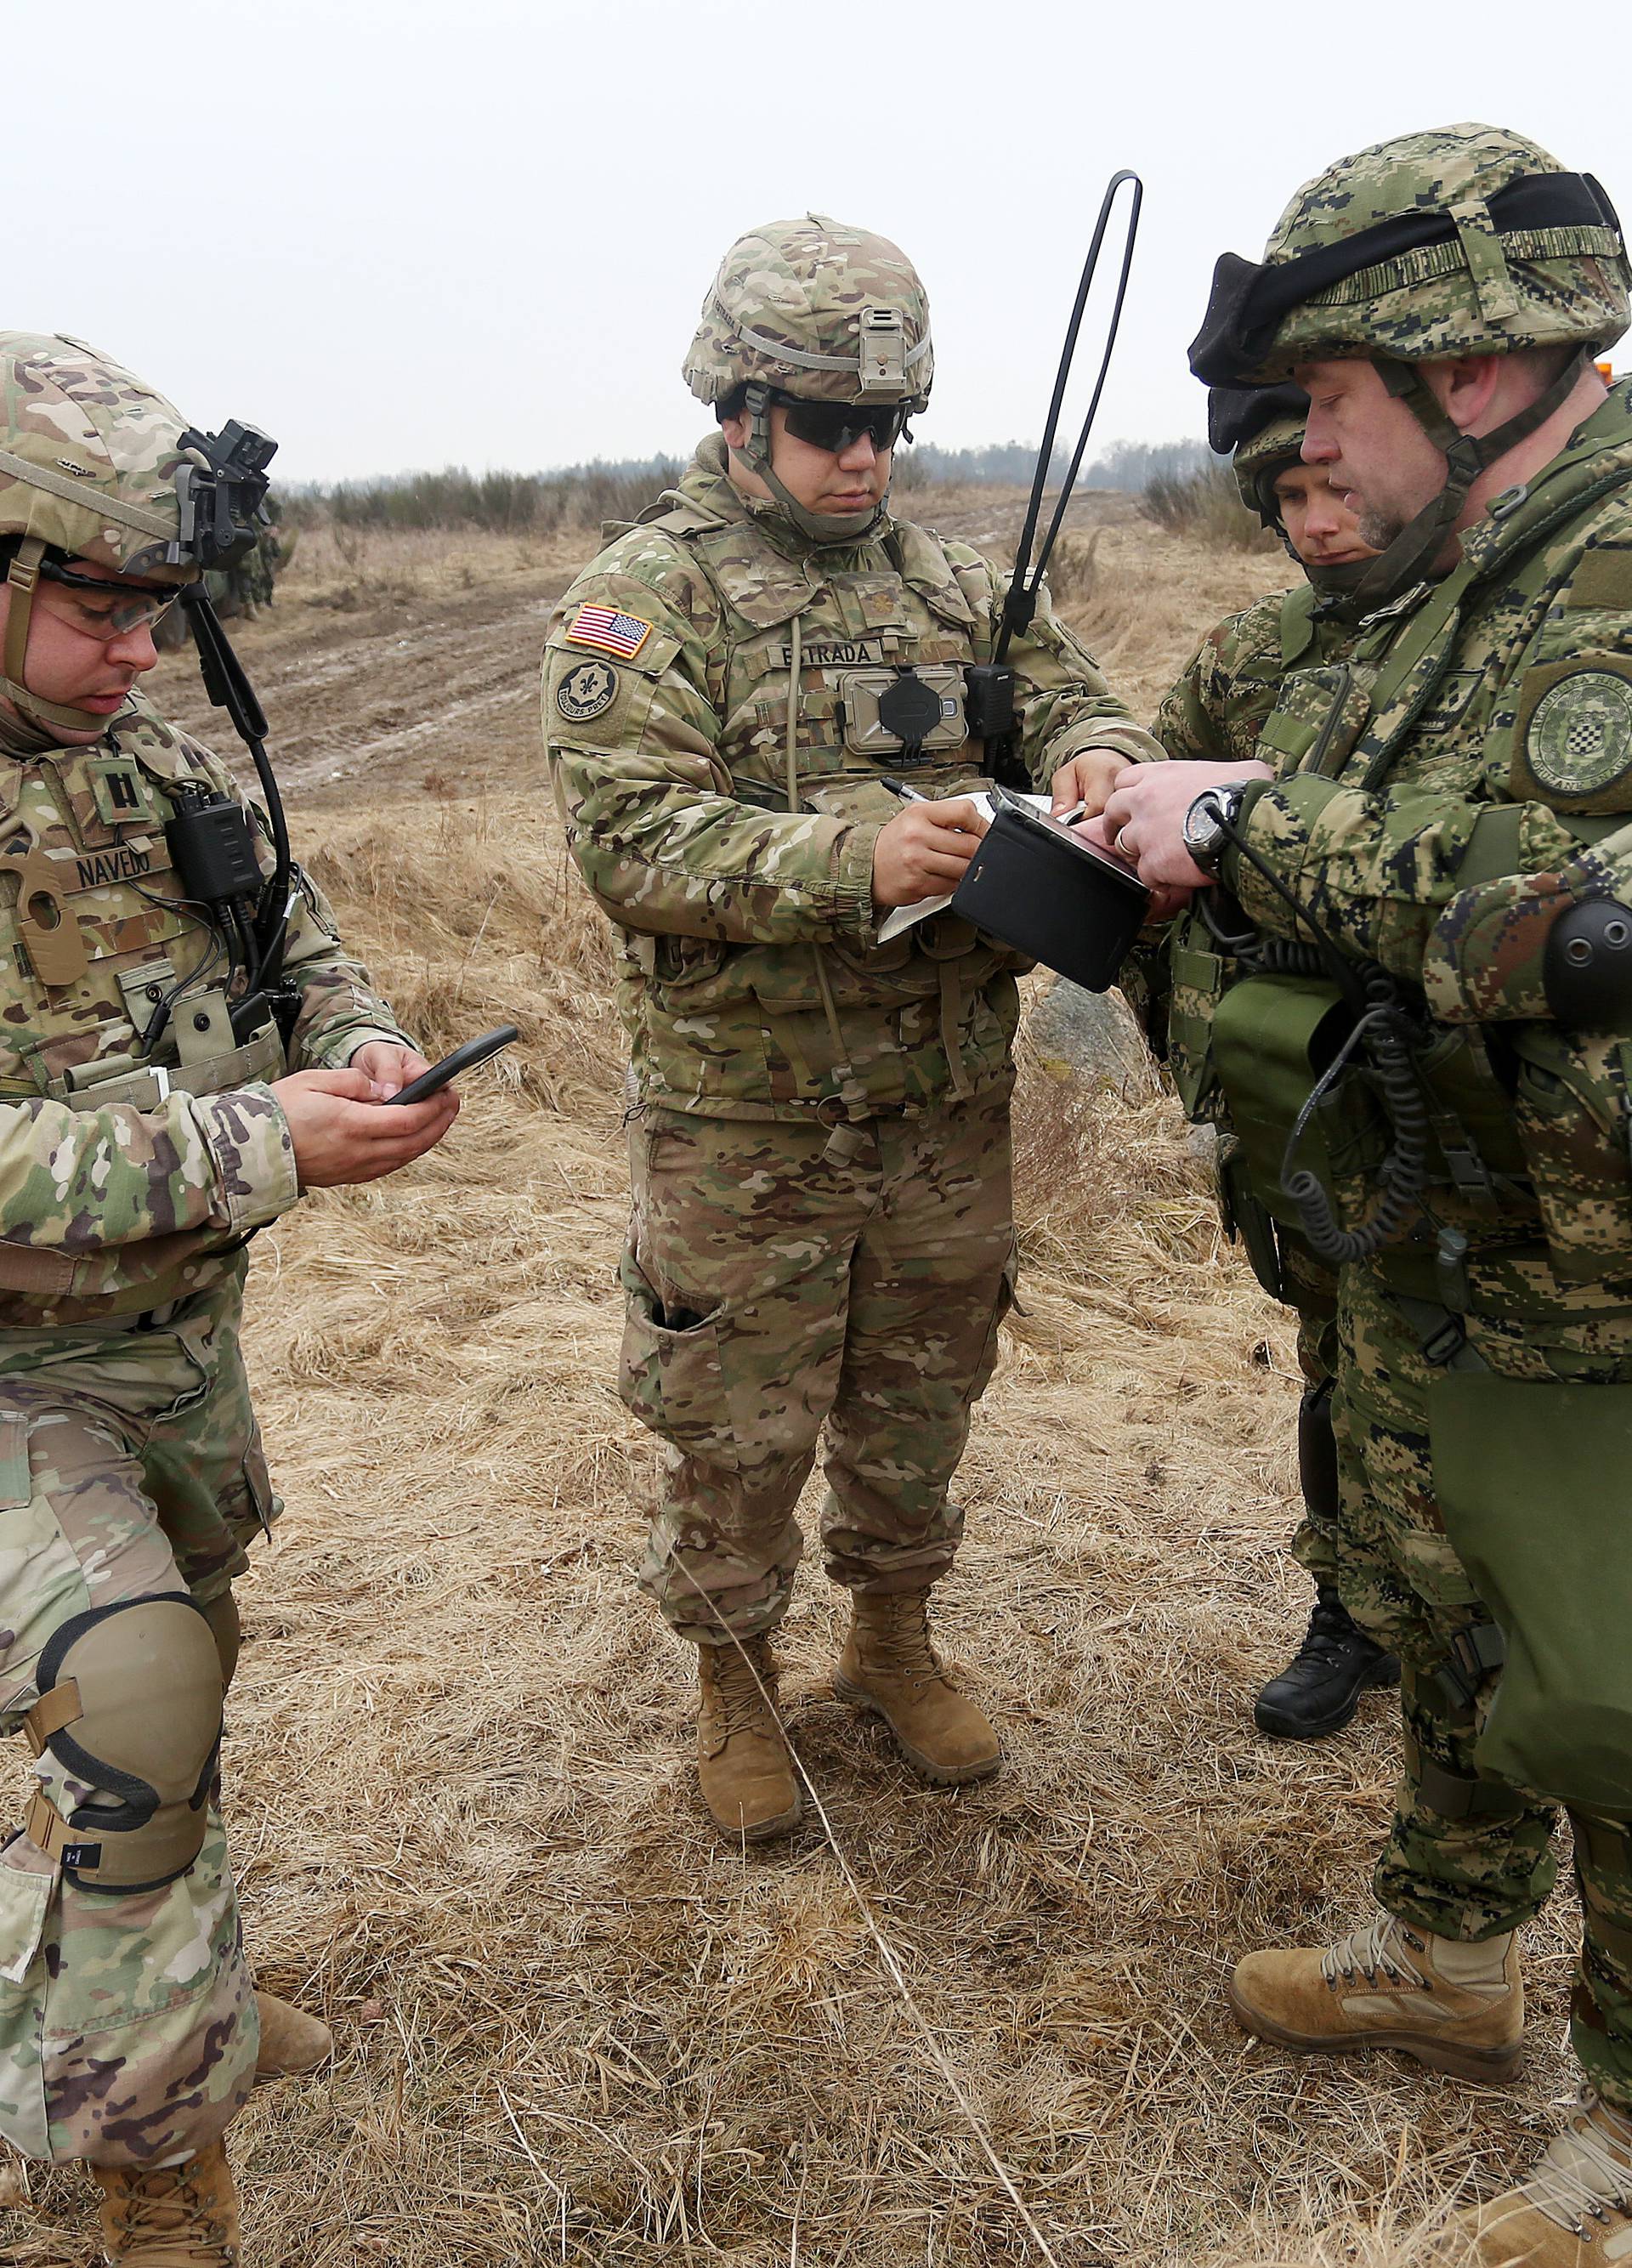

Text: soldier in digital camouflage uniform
xmin=545 ymin=216 xmax=1159 ymax=1844
xmin=1092 ymin=124 xmax=1632 ymax=2260
xmin=1150 ymin=389 xmax=1401 ymax=1742
xmin=0 ymin=334 xmax=456 ymax=2263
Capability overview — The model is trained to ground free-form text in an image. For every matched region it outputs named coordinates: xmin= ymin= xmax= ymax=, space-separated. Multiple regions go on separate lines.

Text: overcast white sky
xmin=9 ymin=0 xmax=1626 ymax=485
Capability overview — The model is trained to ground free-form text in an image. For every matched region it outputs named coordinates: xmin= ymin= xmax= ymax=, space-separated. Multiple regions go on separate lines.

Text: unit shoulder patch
xmin=565 ymin=603 xmax=654 ymax=659
xmin=555 ymin=659 xmax=620 ymax=724
xmin=1512 ymin=655 xmax=1632 ymax=810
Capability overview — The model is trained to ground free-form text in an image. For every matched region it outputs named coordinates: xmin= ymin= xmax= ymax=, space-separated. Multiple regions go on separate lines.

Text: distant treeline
xmin=286 ymin=434 xmax=1215 ymax=536
xmin=903 ymin=437 xmax=1212 ymax=489
xmin=287 ymin=457 xmax=685 ymax=536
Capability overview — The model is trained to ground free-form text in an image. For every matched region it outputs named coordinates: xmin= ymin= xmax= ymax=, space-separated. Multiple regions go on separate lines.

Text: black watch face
xmin=1184 ymin=793 xmax=1222 ymax=853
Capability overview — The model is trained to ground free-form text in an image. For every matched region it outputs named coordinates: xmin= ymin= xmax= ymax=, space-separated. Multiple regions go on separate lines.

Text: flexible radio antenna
xmin=994 ymin=170 xmax=1143 ymax=665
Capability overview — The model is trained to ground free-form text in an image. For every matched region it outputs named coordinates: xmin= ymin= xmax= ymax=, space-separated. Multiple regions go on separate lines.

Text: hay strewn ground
xmin=3 ymin=498 xmax=1584 ymax=2265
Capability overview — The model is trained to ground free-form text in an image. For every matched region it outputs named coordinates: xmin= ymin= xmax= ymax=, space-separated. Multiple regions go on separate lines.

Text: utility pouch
xmin=1211 ymin=974 xmax=1388 ymax=1228
xmin=1257 ymin=664 xmax=1373 ymax=780
xmin=1431 ymin=1375 xmax=1632 ymax=1812
xmin=1215 ymin=1133 xmax=1288 ymax=1301
xmin=1166 ymin=934 xmax=1228 ymax=1120
xmin=1510 ymin=1025 xmax=1632 ymax=1283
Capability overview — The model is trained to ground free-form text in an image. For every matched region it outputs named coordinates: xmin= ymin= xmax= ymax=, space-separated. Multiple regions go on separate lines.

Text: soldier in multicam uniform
xmin=545 ymin=216 xmax=1160 ymax=1843
xmin=1151 ymin=388 xmax=1401 ymax=1742
xmin=0 ymin=335 xmax=456 ymax=2262
xmin=1095 ymin=125 xmax=1632 ymax=2259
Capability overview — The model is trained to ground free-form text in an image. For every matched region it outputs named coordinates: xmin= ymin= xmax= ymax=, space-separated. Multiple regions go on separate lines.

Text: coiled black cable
xmin=1204 ymin=806 xmax=1433 ymax=1260
xmin=1281 ymin=969 xmax=1432 ymax=1264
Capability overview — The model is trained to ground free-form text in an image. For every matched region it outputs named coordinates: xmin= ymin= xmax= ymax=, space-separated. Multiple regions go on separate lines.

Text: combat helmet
xmin=1189 ymin=125 xmax=1630 ymax=599
xmin=0 ymin=332 xmax=271 ymax=736
xmin=1209 ymin=383 xmax=1306 ymax=524
xmin=683 ymin=214 xmax=932 ymax=543
xmin=1209 ymin=382 xmax=1374 ymax=611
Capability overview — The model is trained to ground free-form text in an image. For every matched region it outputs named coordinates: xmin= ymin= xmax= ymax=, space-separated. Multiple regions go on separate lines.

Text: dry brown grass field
xmin=2 ymin=489 xmax=1579 ymax=2265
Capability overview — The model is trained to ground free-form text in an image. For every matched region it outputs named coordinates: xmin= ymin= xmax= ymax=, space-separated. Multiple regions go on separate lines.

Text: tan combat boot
xmin=695 ymin=1636 xmax=802 ymax=1843
xmin=1230 ymin=1912 xmax=1523 ymax=2082
xmin=835 ymin=1590 xmax=1000 ymax=1786
xmin=1451 ymin=2090 xmax=1632 ymax=2265
xmin=252 ymin=1990 xmax=333 ymax=2083
xmin=91 ymin=2140 xmax=241 ymax=2264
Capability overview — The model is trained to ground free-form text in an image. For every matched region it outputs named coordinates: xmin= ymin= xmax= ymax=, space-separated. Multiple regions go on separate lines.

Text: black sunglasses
xmin=775 ymin=394 xmax=910 ymax=455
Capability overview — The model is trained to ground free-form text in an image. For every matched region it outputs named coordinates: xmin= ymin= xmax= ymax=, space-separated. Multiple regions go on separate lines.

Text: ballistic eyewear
xmin=775 ymin=394 xmax=911 ymax=455
xmin=37 ymin=558 xmax=179 ymax=643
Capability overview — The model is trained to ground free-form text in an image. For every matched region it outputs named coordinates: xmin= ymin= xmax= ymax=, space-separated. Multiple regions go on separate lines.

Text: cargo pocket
xmin=0 ymin=1409 xmax=32 ymax=1510
xmin=969 ymin=1243 xmax=1019 ymax=1402
xmin=617 ymin=1250 xmax=742 ymax=1471
xmin=0 ymin=1855 xmax=54 ymax=2159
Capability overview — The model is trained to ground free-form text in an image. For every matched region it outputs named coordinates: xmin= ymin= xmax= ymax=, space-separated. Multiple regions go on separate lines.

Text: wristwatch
xmin=1182 ymin=781 xmax=1250 ymax=879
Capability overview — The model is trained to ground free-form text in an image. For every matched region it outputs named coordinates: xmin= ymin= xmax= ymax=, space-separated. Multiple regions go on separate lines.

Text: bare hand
xmin=272 ymin=1067 xmax=459 ymax=1189
xmin=1096 ymin=758 xmax=1272 ymax=892
xmin=871 ymin=797 xmax=989 ymax=908
xmin=1048 ymin=746 xmax=1129 ymax=822
xmin=349 ymin=1039 xmax=434 ymax=1100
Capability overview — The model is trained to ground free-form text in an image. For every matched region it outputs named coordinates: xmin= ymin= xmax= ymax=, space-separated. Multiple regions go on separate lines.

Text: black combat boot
xmin=1254 ymin=1585 xmax=1400 ymax=1738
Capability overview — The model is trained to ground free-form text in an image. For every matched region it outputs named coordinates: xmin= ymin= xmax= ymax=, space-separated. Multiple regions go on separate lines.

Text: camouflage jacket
xmin=1153 ymin=581 xmax=1338 ymax=764
xmin=545 ymin=437 xmax=1159 ymax=1122
xmin=0 ymin=694 xmax=408 ymax=1324
xmin=1144 ymin=582 xmax=1361 ymax=1107
xmin=1216 ymin=377 xmax=1632 ymax=1274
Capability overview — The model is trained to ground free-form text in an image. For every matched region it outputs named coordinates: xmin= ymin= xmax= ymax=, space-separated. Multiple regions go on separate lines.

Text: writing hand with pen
xmin=870 ymin=754 xmax=1102 ymax=910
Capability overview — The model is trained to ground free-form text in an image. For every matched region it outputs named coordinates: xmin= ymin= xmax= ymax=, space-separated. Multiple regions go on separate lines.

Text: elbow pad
xmin=1543 ymin=898 xmax=1632 ymax=1026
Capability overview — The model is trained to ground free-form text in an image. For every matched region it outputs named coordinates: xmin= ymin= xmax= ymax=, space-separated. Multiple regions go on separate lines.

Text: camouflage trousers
xmin=620 ymin=1091 xmax=1015 ymax=1644
xmin=1281 ymin=1237 xmax=1344 ymax=1591
xmin=0 ymin=1262 xmax=276 ymax=2166
xmin=1317 ymin=1252 xmax=1632 ymax=2112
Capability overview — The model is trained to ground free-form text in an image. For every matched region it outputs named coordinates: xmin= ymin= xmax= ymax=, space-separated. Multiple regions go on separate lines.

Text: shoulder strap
xmin=1279 ymin=584 xmax=1318 ymax=667
xmin=1358 ymin=457 xmax=1632 ymax=793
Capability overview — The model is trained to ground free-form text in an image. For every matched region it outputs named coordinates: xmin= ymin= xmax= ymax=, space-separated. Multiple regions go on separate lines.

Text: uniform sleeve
xmin=0 ymin=1085 xmax=296 ymax=1270
xmin=1221 ymin=772 xmax=1595 ymax=988
xmin=1152 ymin=598 xmax=1287 ymax=764
xmin=1152 ymin=637 xmax=1228 ymax=763
xmin=544 ymin=556 xmax=877 ymax=946
xmin=279 ymin=860 xmax=414 ymax=1069
xmin=995 ymin=571 xmax=1164 ymax=783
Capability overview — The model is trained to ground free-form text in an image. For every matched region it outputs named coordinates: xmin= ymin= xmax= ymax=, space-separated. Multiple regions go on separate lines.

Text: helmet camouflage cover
xmin=683 ymin=214 xmax=934 ymax=410
xmin=1191 ymin=123 xmax=1629 ymax=385
xmin=0 ymin=332 xmax=198 ymax=581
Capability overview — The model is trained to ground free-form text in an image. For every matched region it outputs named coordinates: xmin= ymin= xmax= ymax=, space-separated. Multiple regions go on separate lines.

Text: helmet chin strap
xmin=1340 ymin=347 xmax=1593 ymax=611
xmin=3 ymin=537 xmax=128 ymax=739
xmin=1303 ymin=554 xmax=1379 ymax=613
xmin=736 ymin=383 xmax=887 ymax=545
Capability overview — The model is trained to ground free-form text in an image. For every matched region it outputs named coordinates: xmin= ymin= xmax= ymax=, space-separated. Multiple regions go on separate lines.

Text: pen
xmin=879 ymin=774 xmax=930 ymax=803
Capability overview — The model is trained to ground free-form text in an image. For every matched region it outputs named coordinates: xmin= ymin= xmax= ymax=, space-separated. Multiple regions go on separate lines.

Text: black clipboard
xmin=949 ymin=796 xmax=1150 ymax=993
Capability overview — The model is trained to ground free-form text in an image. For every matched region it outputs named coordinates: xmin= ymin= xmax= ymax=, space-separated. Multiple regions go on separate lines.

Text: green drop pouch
xmin=1211 ymin=974 xmax=1387 ymax=1228
xmin=1431 ymin=1375 xmax=1632 ymax=1813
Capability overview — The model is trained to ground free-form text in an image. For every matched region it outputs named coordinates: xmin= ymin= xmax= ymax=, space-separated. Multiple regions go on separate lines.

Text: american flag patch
xmin=566 ymin=604 xmax=653 ymax=659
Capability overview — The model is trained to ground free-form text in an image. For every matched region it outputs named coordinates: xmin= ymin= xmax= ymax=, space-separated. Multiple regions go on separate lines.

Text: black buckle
xmin=1420 ymin=1317 xmax=1470 ymax=1368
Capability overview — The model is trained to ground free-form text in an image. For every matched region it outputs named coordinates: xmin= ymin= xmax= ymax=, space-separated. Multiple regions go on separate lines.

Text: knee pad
xmin=20 ymin=1595 xmax=223 ymax=1893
